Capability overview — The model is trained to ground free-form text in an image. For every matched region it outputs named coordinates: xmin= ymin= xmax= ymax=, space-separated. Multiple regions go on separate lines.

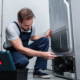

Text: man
xmin=3 ymin=8 xmax=57 ymax=79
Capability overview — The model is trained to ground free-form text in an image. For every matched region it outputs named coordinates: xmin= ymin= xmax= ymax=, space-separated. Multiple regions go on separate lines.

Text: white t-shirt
xmin=4 ymin=21 xmax=36 ymax=48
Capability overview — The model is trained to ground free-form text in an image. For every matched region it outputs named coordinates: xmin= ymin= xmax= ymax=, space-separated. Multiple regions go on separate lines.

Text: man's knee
xmin=42 ymin=37 xmax=49 ymax=45
xmin=40 ymin=37 xmax=49 ymax=43
xmin=16 ymin=58 xmax=29 ymax=69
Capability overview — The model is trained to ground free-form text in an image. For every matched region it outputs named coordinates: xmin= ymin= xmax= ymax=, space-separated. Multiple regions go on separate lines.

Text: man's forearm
xmin=17 ymin=46 xmax=44 ymax=57
xmin=30 ymin=35 xmax=46 ymax=41
xmin=17 ymin=46 xmax=57 ymax=60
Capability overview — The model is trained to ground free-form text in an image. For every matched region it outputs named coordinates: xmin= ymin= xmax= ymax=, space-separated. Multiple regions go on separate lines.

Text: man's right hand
xmin=42 ymin=52 xmax=57 ymax=60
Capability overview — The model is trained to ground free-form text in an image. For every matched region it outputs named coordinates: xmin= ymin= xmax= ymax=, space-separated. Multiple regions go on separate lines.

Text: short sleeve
xmin=6 ymin=24 xmax=19 ymax=41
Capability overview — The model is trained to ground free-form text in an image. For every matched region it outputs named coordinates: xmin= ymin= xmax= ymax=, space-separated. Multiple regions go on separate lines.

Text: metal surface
xmin=1 ymin=0 xmax=3 ymax=51
xmin=49 ymin=0 xmax=74 ymax=56
xmin=51 ymin=25 xmax=70 ymax=53
xmin=0 ymin=0 xmax=2 ymax=51
xmin=71 ymin=0 xmax=80 ymax=80
xmin=49 ymin=0 xmax=80 ymax=80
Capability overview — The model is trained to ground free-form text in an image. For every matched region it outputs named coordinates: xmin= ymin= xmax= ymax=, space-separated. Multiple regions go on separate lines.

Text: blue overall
xmin=4 ymin=21 xmax=49 ymax=69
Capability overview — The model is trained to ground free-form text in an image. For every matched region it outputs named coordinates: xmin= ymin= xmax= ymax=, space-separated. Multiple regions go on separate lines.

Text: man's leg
xmin=11 ymin=51 xmax=29 ymax=69
xmin=28 ymin=37 xmax=49 ymax=70
xmin=28 ymin=37 xmax=50 ymax=78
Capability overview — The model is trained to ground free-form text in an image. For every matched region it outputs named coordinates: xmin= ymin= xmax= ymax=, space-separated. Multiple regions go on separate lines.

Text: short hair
xmin=17 ymin=8 xmax=35 ymax=23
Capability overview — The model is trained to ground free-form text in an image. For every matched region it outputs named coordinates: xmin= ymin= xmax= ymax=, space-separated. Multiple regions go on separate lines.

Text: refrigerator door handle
xmin=64 ymin=0 xmax=73 ymax=54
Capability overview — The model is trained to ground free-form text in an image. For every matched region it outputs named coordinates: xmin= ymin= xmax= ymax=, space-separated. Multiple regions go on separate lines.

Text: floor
xmin=28 ymin=70 xmax=68 ymax=80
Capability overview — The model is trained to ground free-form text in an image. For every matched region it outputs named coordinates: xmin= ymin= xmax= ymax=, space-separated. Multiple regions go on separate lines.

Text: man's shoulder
xmin=6 ymin=21 xmax=18 ymax=31
xmin=5 ymin=21 xmax=20 ymax=41
xmin=6 ymin=21 xmax=20 ymax=36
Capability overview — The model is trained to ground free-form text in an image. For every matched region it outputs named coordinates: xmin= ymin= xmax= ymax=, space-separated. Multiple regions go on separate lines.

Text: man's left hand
xmin=45 ymin=29 xmax=52 ymax=38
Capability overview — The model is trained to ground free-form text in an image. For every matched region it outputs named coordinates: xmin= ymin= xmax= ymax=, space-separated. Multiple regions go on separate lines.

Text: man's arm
xmin=30 ymin=29 xmax=51 ymax=41
xmin=10 ymin=38 xmax=57 ymax=60
xmin=30 ymin=35 xmax=45 ymax=41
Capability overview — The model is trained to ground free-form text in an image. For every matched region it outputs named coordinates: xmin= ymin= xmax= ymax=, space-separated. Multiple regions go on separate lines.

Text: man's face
xmin=19 ymin=18 xmax=33 ymax=31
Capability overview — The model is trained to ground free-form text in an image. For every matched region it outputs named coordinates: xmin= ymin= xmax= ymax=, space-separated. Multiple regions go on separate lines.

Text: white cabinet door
xmin=2 ymin=0 xmax=52 ymax=69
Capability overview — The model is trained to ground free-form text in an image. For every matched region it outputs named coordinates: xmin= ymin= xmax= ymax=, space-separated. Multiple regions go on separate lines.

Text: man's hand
xmin=42 ymin=52 xmax=57 ymax=60
xmin=45 ymin=29 xmax=52 ymax=38
xmin=30 ymin=29 xmax=52 ymax=41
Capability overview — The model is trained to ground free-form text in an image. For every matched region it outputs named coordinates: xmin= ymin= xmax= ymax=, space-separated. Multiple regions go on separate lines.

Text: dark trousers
xmin=10 ymin=37 xmax=49 ymax=69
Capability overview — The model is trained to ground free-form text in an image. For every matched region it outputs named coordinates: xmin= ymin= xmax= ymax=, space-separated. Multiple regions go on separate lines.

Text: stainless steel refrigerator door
xmin=49 ymin=0 xmax=74 ymax=56
xmin=71 ymin=0 xmax=80 ymax=79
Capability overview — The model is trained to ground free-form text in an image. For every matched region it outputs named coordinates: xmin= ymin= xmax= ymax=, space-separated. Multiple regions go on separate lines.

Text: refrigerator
xmin=49 ymin=0 xmax=80 ymax=80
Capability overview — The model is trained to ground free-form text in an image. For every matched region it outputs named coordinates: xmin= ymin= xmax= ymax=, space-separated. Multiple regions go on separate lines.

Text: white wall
xmin=2 ymin=0 xmax=52 ymax=70
xmin=0 ymin=0 xmax=2 ymax=51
